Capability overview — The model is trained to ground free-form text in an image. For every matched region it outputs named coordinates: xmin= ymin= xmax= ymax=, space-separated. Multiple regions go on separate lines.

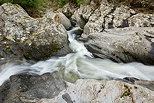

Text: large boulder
xmin=1 ymin=73 xmax=154 ymax=103
xmin=81 ymin=27 xmax=154 ymax=64
xmin=38 ymin=79 xmax=154 ymax=103
xmin=0 ymin=3 xmax=71 ymax=60
xmin=0 ymin=72 xmax=67 ymax=103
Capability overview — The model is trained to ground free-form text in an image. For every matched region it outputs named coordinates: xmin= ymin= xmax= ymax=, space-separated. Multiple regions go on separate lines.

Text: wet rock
xmin=0 ymin=72 xmax=67 ymax=103
xmin=0 ymin=57 xmax=24 ymax=67
xmin=82 ymin=27 xmax=154 ymax=64
xmin=38 ymin=79 xmax=154 ymax=103
xmin=73 ymin=28 xmax=83 ymax=36
xmin=0 ymin=3 xmax=71 ymax=60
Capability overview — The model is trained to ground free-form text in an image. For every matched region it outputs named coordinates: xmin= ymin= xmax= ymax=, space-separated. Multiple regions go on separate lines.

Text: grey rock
xmin=84 ymin=4 xmax=136 ymax=34
xmin=128 ymin=13 xmax=154 ymax=27
xmin=44 ymin=11 xmax=72 ymax=30
xmin=38 ymin=79 xmax=154 ymax=103
xmin=57 ymin=13 xmax=72 ymax=30
xmin=60 ymin=3 xmax=78 ymax=19
xmin=0 ymin=3 xmax=71 ymax=60
xmin=84 ymin=3 xmax=113 ymax=34
xmin=123 ymin=77 xmax=154 ymax=91
xmin=0 ymin=72 xmax=67 ymax=103
xmin=1 ymin=75 xmax=153 ymax=103
xmin=82 ymin=27 xmax=154 ymax=64
xmin=71 ymin=5 xmax=96 ymax=28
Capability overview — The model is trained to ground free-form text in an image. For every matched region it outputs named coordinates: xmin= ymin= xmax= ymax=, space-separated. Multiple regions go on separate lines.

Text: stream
xmin=0 ymin=26 xmax=154 ymax=86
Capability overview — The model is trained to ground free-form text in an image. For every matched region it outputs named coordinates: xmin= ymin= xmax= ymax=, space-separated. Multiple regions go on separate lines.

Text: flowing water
xmin=0 ymin=27 xmax=154 ymax=86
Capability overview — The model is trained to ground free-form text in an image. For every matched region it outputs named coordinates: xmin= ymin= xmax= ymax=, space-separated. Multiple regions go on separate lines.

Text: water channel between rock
xmin=0 ymin=26 xmax=154 ymax=86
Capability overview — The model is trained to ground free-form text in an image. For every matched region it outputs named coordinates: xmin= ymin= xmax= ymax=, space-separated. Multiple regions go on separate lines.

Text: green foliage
xmin=107 ymin=0 xmax=153 ymax=8
xmin=107 ymin=0 xmax=154 ymax=13
xmin=57 ymin=0 xmax=69 ymax=6
xmin=14 ymin=0 xmax=42 ymax=9
xmin=0 ymin=0 xmax=12 ymax=4
xmin=0 ymin=0 xmax=50 ymax=9
xmin=76 ymin=0 xmax=84 ymax=5
xmin=0 ymin=0 xmax=50 ymax=17
xmin=57 ymin=0 xmax=84 ymax=6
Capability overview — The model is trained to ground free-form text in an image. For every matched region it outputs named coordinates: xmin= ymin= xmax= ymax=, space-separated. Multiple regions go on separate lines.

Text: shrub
xmin=0 ymin=0 xmax=50 ymax=17
xmin=107 ymin=0 xmax=153 ymax=8
xmin=57 ymin=0 xmax=84 ymax=6
xmin=0 ymin=0 xmax=12 ymax=4
xmin=0 ymin=0 xmax=49 ymax=8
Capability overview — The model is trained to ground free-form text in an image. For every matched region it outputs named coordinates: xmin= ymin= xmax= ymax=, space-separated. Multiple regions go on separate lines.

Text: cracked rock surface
xmin=37 ymin=79 xmax=154 ymax=103
xmin=69 ymin=1 xmax=154 ymax=35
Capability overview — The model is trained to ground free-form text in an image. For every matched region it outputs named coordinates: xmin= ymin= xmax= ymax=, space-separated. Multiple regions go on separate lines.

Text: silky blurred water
xmin=0 ymin=26 xmax=154 ymax=86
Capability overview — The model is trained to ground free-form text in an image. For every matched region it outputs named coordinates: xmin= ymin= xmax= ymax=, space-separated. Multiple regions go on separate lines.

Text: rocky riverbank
xmin=0 ymin=72 xmax=154 ymax=103
xmin=0 ymin=3 xmax=72 ymax=61
xmin=0 ymin=1 xmax=154 ymax=103
xmin=60 ymin=0 xmax=154 ymax=64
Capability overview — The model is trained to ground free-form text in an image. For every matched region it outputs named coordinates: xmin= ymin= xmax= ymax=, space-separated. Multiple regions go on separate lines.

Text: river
xmin=0 ymin=26 xmax=154 ymax=86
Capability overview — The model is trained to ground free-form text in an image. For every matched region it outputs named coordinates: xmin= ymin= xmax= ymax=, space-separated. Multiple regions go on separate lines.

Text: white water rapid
xmin=0 ymin=26 xmax=154 ymax=85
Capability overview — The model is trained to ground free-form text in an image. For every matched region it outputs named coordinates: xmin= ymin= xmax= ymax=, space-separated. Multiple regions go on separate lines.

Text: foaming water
xmin=0 ymin=27 xmax=154 ymax=85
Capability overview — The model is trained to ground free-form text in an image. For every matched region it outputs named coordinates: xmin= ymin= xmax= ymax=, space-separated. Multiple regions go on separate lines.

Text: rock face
xmin=0 ymin=3 xmax=71 ymax=60
xmin=70 ymin=1 xmax=154 ymax=35
xmin=60 ymin=3 xmax=78 ymax=19
xmin=38 ymin=79 xmax=154 ymax=103
xmin=71 ymin=5 xmax=96 ymax=29
xmin=128 ymin=13 xmax=154 ymax=27
xmin=84 ymin=4 xmax=136 ymax=34
xmin=82 ymin=27 xmax=154 ymax=64
xmin=68 ymin=1 xmax=154 ymax=64
xmin=0 ymin=72 xmax=67 ymax=103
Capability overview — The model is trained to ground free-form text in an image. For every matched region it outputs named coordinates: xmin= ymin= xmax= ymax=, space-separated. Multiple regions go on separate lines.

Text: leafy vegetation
xmin=57 ymin=0 xmax=84 ymax=6
xmin=0 ymin=0 xmax=84 ymax=15
xmin=108 ymin=0 xmax=154 ymax=13
xmin=0 ymin=0 xmax=153 ymax=16
xmin=0 ymin=0 xmax=50 ymax=17
xmin=0 ymin=0 xmax=11 ymax=4
xmin=108 ymin=0 xmax=153 ymax=9
xmin=0 ymin=0 xmax=50 ymax=8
